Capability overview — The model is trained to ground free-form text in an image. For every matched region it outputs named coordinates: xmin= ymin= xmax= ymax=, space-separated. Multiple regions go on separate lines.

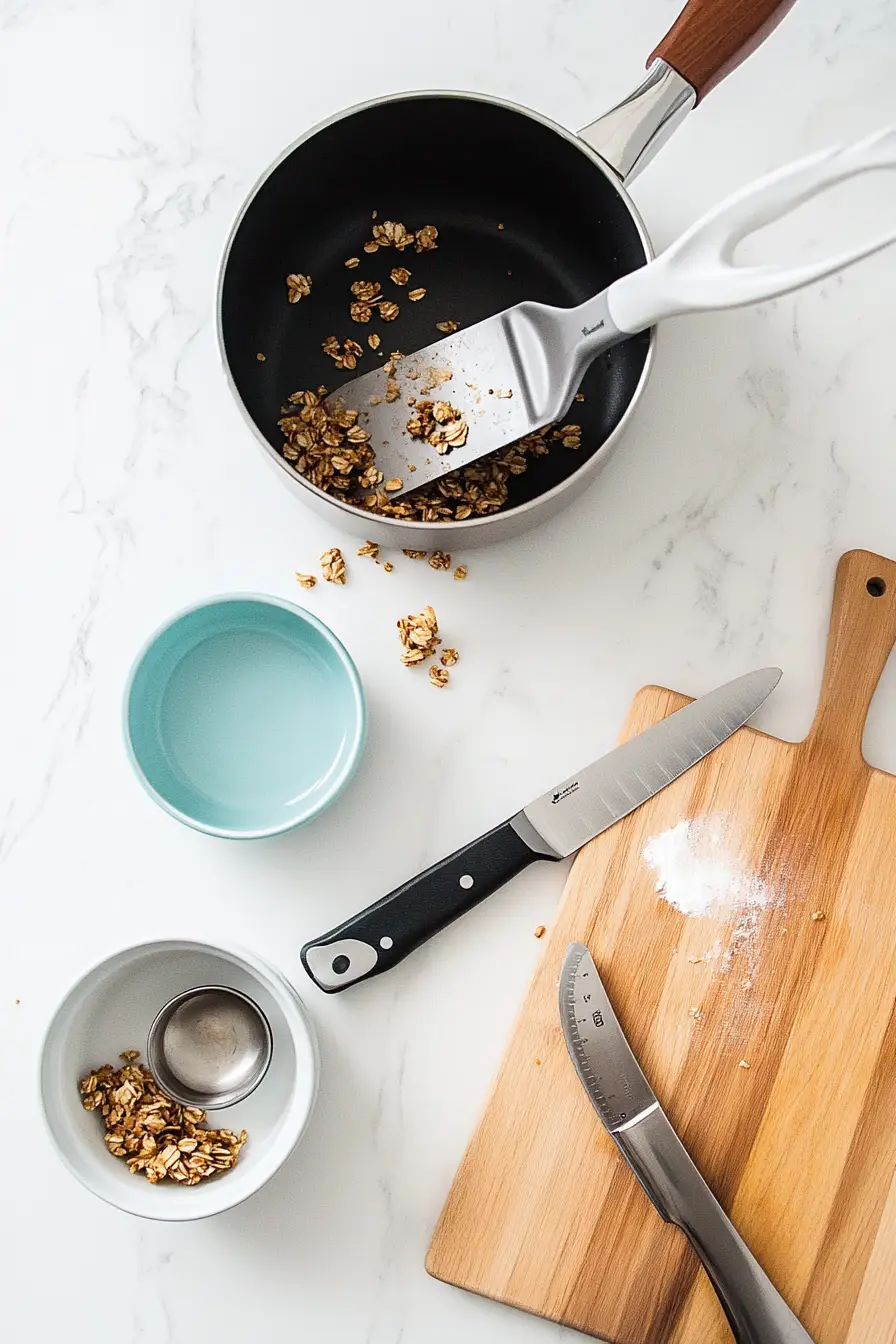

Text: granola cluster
xmin=279 ymin=388 xmax=382 ymax=498
xmin=277 ymin=217 xmax=586 ymax=523
xmin=396 ymin=606 xmax=460 ymax=688
xmin=406 ymin=399 xmax=469 ymax=454
xmin=80 ymin=1052 xmax=247 ymax=1186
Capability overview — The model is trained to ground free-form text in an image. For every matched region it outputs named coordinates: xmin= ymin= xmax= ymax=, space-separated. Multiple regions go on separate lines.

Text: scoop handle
xmin=605 ymin=127 xmax=896 ymax=336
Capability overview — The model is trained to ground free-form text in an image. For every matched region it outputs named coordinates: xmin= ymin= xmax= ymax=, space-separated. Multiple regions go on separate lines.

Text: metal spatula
xmin=329 ymin=127 xmax=896 ymax=498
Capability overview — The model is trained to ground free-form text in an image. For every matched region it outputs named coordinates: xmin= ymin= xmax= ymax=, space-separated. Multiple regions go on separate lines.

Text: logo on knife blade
xmin=551 ymin=781 xmax=580 ymax=805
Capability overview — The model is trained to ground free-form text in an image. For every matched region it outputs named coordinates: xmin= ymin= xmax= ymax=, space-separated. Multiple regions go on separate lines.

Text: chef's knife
xmin=301 ymin=667 xmax=780 ymax=993
xmin=559 ymin=943 xmax=813 ymax=1344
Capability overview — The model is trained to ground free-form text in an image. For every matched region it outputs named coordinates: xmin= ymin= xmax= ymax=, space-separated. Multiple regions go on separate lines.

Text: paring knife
xmin=560 ymin=944 xmax=813 ymax=1344
xmin=301 ymin=667 xmax=781 ymax=993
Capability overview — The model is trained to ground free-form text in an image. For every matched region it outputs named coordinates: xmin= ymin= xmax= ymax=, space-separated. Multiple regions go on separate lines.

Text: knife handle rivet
xmin=379 ymin=936 xmax=393 ymax=950
xmin=331 ymin=954 xmax=351 ymax=975
xmin=459 ymin=874 xmax=474 ymax=890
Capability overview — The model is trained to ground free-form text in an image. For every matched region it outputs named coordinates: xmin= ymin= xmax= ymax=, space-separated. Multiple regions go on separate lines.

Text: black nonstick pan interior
xmin=221 ymin=95 xmax=652 ymax=511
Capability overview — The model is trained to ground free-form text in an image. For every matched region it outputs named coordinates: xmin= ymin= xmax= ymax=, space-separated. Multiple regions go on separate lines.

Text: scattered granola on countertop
xmin=429 ymin=666 xmax=449 ymax=688
xmin=295 ymin=573 xmax=317 ymax=589
xmin=397 ymin=605 xmax=440 ymax=667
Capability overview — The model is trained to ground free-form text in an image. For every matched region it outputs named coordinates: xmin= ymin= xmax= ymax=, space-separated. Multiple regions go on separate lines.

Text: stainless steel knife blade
xmin=559 ymin=941 xmax=659 ymax=1134
xmin=301 ymin=666 xmax=781 ymax=994
xmin=558 ymin=944 xmax=814 ymax=1343
xmin=517 ymin=666 xmax=780 ymax=859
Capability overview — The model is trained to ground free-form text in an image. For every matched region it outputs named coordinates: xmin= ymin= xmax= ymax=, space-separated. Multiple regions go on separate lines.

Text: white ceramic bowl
xmin=40 ymin=939 xmax=318 ymax=1220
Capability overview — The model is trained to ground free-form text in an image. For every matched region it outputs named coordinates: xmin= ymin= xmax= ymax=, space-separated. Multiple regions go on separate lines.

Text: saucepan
xmin=218 ymin=0 xmax=796 ymax=548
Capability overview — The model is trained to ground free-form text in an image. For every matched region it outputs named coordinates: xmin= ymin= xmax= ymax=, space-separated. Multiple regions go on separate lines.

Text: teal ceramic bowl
xmin=124 ymin=595 xmax=366 ymax=838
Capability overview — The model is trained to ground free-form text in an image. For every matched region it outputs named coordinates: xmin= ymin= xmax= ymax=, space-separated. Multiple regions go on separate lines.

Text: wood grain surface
xmin=428 ymin=551 xmax=896 ymax=1343
xmin=649 ymin=0 xmax=796 ymax=101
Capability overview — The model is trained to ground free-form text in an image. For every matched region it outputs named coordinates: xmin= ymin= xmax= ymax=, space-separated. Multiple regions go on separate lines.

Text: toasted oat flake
xmin=345 ymin=257 xmax=361 ymax=268
xmin=497 ymin=222 xmax=505 ymax=230
xmin=436 ymin=320 xmax=459 ymax=333
xmin=351 ymin=301 xmax=373 ymax=323
xmin=321 ymin=547 xmax=347 ymax=584
xmin=351 ymin=279 xmax=382 ymax=303
xmin=495 ymin=388 xmax=513 ymax=399
xmin=385 ymin=478 xmax=403 ymax=492
xmin=79 ymin=1052 xmax=247 ymax=1185
xmin=368 ymin=333 xmax=381 ymax=350
xmin=453 ymin=566 xmax=468 ymax=581
xmin=554 ymin=421 xmax=583 ymax=450
xmin=403 ymin=549 xmax=427 ymax=560
xmin=441 ymin=648 xmax=458 ymax=667
xmin=408 ymin=287 xmax=426 ymax=302
xmin=379 ymin=301 xmax=400 ymax=322
xmin=383 ymin=562 xmax=394 ymax=572
xmin=574 ymin=392 xmax=585 ymax=402
xmin=295 ymin=573 xmax=317 ymax=589
xmin=322 ymin=336 xmax=364 ymax=370
xmin=534 ymin=925 xmax=545 ymax=938
xmin=363 ymin=241 xmax=379 ymax=253
xmin=256 ymin=352 xmax=266 ymax=361
xmin=415 ymin=224 xmax=439 ymax=252
xmin=357 ymin=541 xmax=380 ymax=560
xmin=398 ymin=605 xmax=440 ymax=667
xmin=429 ymin=666 xmax=450 ymax=688
xmin=429 ymin=550 xmax=451 ymax=571
xmin=390 ymin=267 xmax=411 ymax=286
xmin=286 ymin=272 xmax=312 ymax=303
xmin=373 ymin=220 xmax=415 ymax=250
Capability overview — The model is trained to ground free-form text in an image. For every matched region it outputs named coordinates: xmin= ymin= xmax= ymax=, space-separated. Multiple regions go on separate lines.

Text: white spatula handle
xmin=606 ymin=126 xmax=896 ymax=334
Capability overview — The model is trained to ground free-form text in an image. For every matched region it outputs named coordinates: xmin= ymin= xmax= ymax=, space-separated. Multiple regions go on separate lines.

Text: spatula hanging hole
xmin=867 ymin=577 xmax=887 ymax=597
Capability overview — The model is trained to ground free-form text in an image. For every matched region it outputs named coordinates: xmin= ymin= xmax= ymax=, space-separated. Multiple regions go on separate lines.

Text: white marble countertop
xmin=4 ymin=0 xmax=896 ymax=1340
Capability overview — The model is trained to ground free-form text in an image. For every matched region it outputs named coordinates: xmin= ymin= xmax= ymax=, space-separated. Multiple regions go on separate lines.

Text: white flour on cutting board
xmin=642 ymin=813 xmax=786 ymax=980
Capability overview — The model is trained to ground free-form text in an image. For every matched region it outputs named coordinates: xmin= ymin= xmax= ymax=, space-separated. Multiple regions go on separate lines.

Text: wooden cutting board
xmin=428 ymin=550 xmax=896 ymax=1344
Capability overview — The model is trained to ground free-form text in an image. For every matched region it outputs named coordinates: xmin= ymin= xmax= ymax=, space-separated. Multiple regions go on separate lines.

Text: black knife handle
xmin=300 ymin=819 xmax=553 ymax=992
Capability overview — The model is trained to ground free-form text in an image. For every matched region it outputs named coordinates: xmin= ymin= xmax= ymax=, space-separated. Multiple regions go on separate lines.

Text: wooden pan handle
xmin=649 ymin=0 xmax=796 ymax=103
xmin=808 ymin=550 xmax=896 ymax=764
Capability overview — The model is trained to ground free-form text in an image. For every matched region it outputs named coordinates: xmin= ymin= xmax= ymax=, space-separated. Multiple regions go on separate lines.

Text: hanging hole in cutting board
xmin=867 ymin=577 xmax=887 ymax=597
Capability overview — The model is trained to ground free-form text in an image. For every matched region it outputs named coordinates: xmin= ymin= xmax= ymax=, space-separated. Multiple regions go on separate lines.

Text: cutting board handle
xmin=808 ymin=549 xmax=896 ymax=762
